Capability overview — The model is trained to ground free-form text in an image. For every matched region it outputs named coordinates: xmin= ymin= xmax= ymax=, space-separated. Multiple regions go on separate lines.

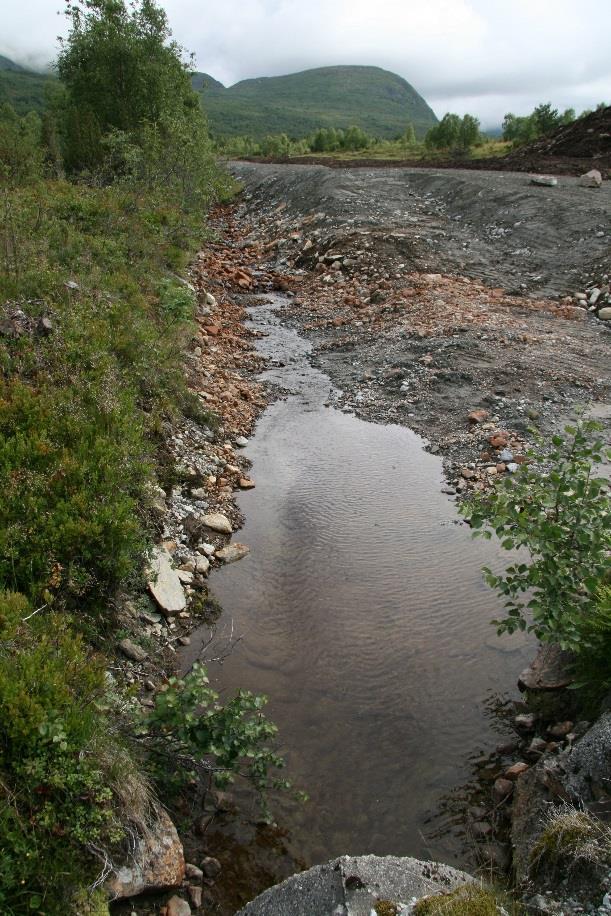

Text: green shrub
xmin=0 ymin=591 xmax=137 ymax=914
xmin=461 ymin=422 xmax=610 ymax=657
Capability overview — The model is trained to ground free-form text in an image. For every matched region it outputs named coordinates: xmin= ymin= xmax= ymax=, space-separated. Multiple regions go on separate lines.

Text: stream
xmin=182 ymin=294 xmax=532 ymax=870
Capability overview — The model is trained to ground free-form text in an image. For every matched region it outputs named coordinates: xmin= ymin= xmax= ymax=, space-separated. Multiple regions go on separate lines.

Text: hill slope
xmin=193 ymin=65 xmax=438 ymax=139
xmin=0 ymin=57 xmax=55 ymax=115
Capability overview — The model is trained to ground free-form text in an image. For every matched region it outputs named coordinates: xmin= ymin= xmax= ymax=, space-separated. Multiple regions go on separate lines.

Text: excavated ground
xmin=226 ymin=162 xmax=611 ymax=491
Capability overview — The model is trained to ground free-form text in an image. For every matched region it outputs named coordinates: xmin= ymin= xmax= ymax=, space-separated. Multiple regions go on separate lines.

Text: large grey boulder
xmin=236 ymin=855 xmax=474 ymax=916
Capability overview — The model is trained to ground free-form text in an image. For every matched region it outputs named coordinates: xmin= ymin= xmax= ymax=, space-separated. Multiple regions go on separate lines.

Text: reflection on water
xmin=183 ymin=296 xmax=532 ymax=870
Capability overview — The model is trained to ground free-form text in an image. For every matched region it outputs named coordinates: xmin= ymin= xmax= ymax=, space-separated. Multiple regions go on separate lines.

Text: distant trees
xmin=309 ymin=125 xmax=371 ymax=152
xmin=425 ymin=112 xmax=481 ymax=154
xmin=502 ymin=103 xmax=576 ymax=146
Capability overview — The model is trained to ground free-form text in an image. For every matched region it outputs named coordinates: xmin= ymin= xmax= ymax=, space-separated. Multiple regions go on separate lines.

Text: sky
xmin=1 ymin=0 xmax=610 ymax=128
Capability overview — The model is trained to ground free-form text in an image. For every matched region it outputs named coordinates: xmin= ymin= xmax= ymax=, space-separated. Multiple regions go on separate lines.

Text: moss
xmin=413 ymin=884 xmax=500 ymax=915
xmin=374 ymin=902 xmax=399 ymax=916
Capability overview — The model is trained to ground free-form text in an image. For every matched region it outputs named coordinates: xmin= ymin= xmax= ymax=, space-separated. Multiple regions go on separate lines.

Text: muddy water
xmin=184 ymin=295 xmax=532 ymax=868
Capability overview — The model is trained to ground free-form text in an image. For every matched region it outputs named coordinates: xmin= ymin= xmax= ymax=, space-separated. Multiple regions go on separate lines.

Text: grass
xmin=530 ymin=804 xmax=611 ymax=875
xmin=0 ymin=163 xmax=232 ymax=911
xmin=413 ymin=884 xmax=506 ymax=915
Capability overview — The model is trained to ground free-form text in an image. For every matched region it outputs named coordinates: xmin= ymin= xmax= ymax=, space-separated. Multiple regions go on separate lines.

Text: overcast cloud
xmin=1 ymin=0 xmax=610 ymax=127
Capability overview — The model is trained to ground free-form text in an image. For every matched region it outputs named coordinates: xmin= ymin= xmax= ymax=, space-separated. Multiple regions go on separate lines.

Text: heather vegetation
xmin=0 ymin=2 xmax=286 ymax=912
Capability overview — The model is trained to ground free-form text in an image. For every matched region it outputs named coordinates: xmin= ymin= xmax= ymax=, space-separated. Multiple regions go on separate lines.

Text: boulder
xmin=202 ymin=512 xmax=233 ymax=535
xmin=107 ymin=807 xmax=184 ymax=899
xmin=216 ymin=543 xmax=250 ymax=564
xmin=518 ymin=644 xmax=574 ymax=691
xmin=167 ymin=897 xmax=191 ymax=916
xmin=236 ymin=855 xmax=474 ymax=915
xmin=598 ymin=307 xmax=611 ymax=321
xmin=147 ymin=547 xmax=187 ymax=616
xmin=579 ymin=169 xmax=603 ymax=188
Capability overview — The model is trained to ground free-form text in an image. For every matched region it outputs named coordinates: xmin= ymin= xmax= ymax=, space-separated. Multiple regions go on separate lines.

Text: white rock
xmin=579 ymin=169 xmax=602 ymax=188
xmin=597 ymin=307 xmax=611 ymax=321
xmin=202 ymin=512 xmax=233 ymax=534
xmin=205 ymin=291 xmax=217 ymax=307
xmin=235 ymin=436 xmax=249 ymax=448
xmin=195 ymin=555 xmax=210 ymax=575
xmin=147 ymin=547 xmax=187 ymax=616
xmin=177 ymin=570 xmax=194 ymax=585
xmin=199 ymin=543 xmax=216 ymax=556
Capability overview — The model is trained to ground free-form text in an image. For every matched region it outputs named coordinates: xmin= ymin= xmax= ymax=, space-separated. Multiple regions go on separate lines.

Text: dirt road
xmin=225 ymin=162 xmax=610 ymax=489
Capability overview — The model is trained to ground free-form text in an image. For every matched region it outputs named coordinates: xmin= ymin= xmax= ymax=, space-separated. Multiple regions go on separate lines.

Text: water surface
xmin=184 ymin=295 xmax=531 ymax=867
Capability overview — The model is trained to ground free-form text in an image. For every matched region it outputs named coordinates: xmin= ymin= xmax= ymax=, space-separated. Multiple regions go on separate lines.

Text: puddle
xmin=182 ymin=295 xmax=532 ymax=870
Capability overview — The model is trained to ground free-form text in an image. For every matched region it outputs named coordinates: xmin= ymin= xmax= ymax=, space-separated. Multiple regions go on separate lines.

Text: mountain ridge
xmin=192 ymin=65 xmax=438 ymax=139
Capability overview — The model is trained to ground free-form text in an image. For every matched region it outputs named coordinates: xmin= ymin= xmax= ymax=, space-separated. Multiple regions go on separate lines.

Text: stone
xmin=461 ymin=467 xmax=475 ymax=480
xmin=147 ymin=547 xmax=187 ymax=616
xmin=235 ymin=855 xmax=475 ymax=916
xmin=468 ymin=408 xmax=489 ymax=423
xmin=201 ymin=856 xmax=222 ymax=879
xmin=514 ymin=713 xmax=537 ymax=730
xmin=493 ymin=778 xmax=514 ymax=801
xmin=195 ymin=555 xmax=210 ymax=575
xmin=530 ymin=175 xmax=558 ymax=187
xmin=185 ymin=863 xmax=204 ymax=882
xmin=177 ymin=570 xmax=194 ymax=585
xmin=579 ymin=169 xmax=603 ymax=188
xmin=506 ymin=462 xmax=519 ymax=473
xmin=518 ymin=644 xmax=575 ymax=691
xmin=205 ymin=292 xmax=217 ymax=307
xmin=504 ymin=761 xmax=529 ymax=780
xmin=498 ymin=448 xmax=514 ymax=462
xmin=471 ymin=820 xmax=493 ymax=838
xmin=235 ymin=436 xmax=249 ymax=447
xmin=589 ymin=288 xmax=602 ymax=305
xmin=202 ymin=513 xmax=233 ymax=535
xmin=37 ymin=316 xmax=54 ymax=336
xmin=527 ymin=738 xmax=548 ymax=759
xmin=64 ymin=279 xmax=80 ymax=290
xmin=187 ymin=885 xmax=203 ymax=909
xmin=167 ymin=897 xmax=191 ymax=916
xmin=547 ymin=720 xmax=573 ymax=739
xmin=118 ymin=638 xmax=148 ymax=663
xmin=215 ymin=543 xmax=250 ymax=564
xmin=239 ymin=478 xmax=256 ymax=489
xmin=199 ymin=543 xmax=216 ymax=556
xmin=598 ymin=307 xmax=611 ymax=321
xmin=489 ymin=434 xmax=508 ymax=449
xmin=107 ymin=807 xmax=184 ymax=899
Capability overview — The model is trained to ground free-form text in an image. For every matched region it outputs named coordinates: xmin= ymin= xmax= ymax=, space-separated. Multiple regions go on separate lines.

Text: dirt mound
xmin=507 ymin=105 xmax=611 ymax=161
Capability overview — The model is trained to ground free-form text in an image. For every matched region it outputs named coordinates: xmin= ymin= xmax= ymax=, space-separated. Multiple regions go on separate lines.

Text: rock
xmin=598 ymin=306 xmax=611 ymax=321
xmin=64 ymin=279 xmax=80 ymax=290
xmin=236 ymin=855 xmax=475 ymax=916
xmin=489 ymin=433 xmax=508 ymax=449
xmin=504 ymin=761 xmax=529 ymax=780
xmin=191 ymin=487 xmax=207 ymax=500
xmin=167 ymin=897 xmax=191 ymax=916
xmin=107 ymin=807 xmax=184 ymax=899
xmin=468 ymin=408 xmax=489 ymax=423
xmin=239 ymin=478 xmax=256 ymax=489
xmin=215 ymin=543 xmax=250 ymax=564
xmin=177 ymin=570 xmax=194 ymax=585
xmin=460 ymin=467 xmax=475 ymax=480
xmin=201 ymin=856 xmax=222 ymax=879
xmin=579 ymin=169 xmax=603 ymax=188
xmin=187 ymin=885 xmax=203 ymax=909
xmin=37 ymin=316 xmax=54 ymax=336
xmin=589 ymin=287 xmax=602 ymax=305
xmin=195 ymin=555 xmax=210 ymax=575
xmin=526 ymin=738 xmax=548 ymax=759
xmin=471 ymin=820 xmax=493 ymax=838
xmin=530 ymin=175 xmax=558 ymax=187
xmin=498 ymin=448 xmax=514 ymax=462
xmin=118 ymin=638 xmax=148 ymax=663
xmin=518 ymin=644 xmax=575 ymax=691
xmin=185 ymin=863 xmax=204 ymax=882
xmin=506 ymin=462 xmax=519 ymax=473
xmin=202 ymin=513 xmax=233 ymax=535
xmin=493 ymin=777 xmax=514 ymax=801
xmin=147 ymin=547 xmax=187 ymax=616
xmin=235 ymin=436 xmax=249 ymax=447
xmin=547 ymin=720 xmax=573 ymax=739
xmin=515 ymin=713 xmax=537 ymax=730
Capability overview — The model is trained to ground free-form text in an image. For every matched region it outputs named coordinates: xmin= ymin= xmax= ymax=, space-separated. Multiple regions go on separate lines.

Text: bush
xmin=0 ymin=591 xmax=138 ymax=914
xmin=530 ymin=803 xmax=611 ymax=876
xmin=461 ymin=422 xmax=610 ymax=659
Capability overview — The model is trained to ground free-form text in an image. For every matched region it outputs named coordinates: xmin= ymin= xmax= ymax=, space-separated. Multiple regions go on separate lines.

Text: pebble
xmin=235 ymin=436 xmax=249 ymax=447
xmin=119 ymin=638 xmax=148 ymax=662
xmin=201 ymin=856 xmax=222 ymax=878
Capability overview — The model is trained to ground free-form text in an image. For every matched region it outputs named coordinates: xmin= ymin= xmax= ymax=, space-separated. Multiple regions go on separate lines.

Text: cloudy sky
xmin=2 ymin=0 xmax=610 ymax=127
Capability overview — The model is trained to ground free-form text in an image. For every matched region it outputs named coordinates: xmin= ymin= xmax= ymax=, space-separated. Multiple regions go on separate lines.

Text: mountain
xmin=0 ymin=56 xmax=54 ymax=115
xmin=193 ymin=65 xmax=438 ymax=139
